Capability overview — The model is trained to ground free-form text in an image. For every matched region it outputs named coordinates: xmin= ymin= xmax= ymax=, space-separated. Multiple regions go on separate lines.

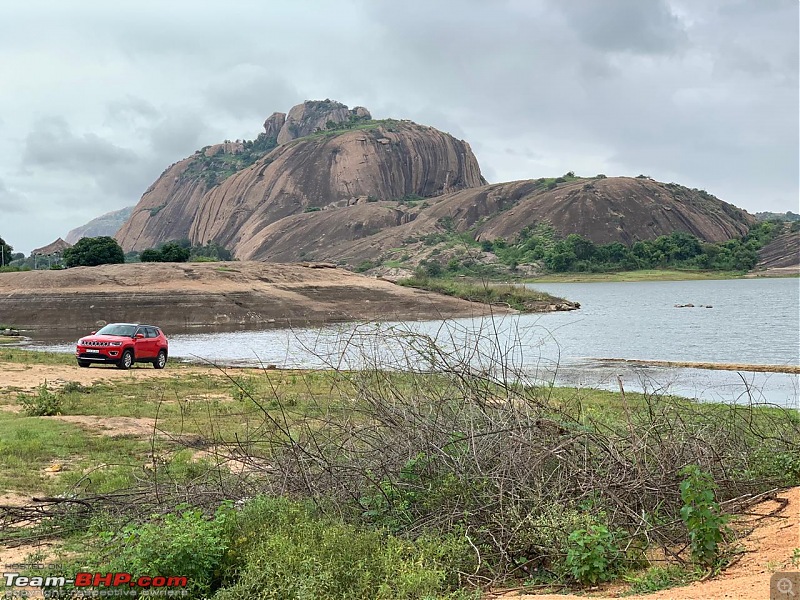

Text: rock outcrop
xmin=31 ymin=238 xmax=71 ymax=256
xmin=262 ymin=112 xmax=286 ymax=139
xmin=116 ymin=101 xmax=486 ymax=253
xmin=276 ymin=100 xmax=371 ymax=145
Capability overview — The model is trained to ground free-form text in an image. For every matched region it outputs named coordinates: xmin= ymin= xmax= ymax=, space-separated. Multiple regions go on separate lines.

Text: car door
xmin=133 ymin=326 xmax=152 ymax=359
xmin=145 ymin=327 xmax=160 ymax=357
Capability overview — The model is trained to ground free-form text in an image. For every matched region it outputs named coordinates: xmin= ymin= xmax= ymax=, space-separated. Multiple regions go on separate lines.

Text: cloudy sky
xmin=1 ymin=0 xmax=797 ymax=254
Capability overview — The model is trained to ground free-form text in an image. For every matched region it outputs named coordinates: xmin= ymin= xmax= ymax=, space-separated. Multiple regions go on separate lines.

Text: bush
xmin=20 ymin=382 xmax=63 ymax=416
xmin=140 ymin=242 xmax=190 ymax=263
xmin=100 ymin=504 xmax=231 ymax=597
xmin=63 ymin=236 xmax=124 ymax=267
xmin=566 ymin=523 xmax=623 ymax=584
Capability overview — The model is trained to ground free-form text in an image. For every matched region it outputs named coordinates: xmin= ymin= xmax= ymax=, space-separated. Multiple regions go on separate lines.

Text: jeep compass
xmin=75 ymin=323 xmax=169 ymax=369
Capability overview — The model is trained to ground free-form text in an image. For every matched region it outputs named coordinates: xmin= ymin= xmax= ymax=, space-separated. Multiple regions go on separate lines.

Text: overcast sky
xmin=1 ymin=0 xmax=797 ymax=254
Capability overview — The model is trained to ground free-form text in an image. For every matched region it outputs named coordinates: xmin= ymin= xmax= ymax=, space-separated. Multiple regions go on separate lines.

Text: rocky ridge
xmin=114 ymin=99 xmax=756 ymax=268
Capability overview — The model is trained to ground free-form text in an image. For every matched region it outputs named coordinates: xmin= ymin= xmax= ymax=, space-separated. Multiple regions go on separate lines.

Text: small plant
xmin=791 ymin=547 xmax=800 ymax=568
xmin=61 ymin=381 xmax=90 ymax=394
xmin=679 ymin=465 xmax=730 ymax=568
xmin=21 ymin=382 xmax=63 ymax=416
xmin=565 ymin=523 xmax=622 ymax=584
xmin=627 ymin=564 xmax=695 ymax=593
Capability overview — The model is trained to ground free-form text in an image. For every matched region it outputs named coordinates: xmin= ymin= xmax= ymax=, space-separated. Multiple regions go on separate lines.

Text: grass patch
xmin=0 ymin=412 xmax=148 ymax=494
xmin=0 ymin=348 xmax=76 ymax=365
xmin=1 ymin=342 xmax=798 ymax=598
xmin=398 ymin=276 xmax=563 ymax=311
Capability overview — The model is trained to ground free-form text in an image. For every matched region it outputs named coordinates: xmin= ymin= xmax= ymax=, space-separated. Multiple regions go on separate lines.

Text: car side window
xmin=134 ymin=327 xmax=145 ymax=338
xmin=145 ymin=327 xmax=157 ymax=338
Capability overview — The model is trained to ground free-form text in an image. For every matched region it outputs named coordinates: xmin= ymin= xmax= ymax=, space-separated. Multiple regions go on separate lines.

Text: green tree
xmin=140 ymin=248 xmax=161 ymax=262
xmin=158 ymin=242 xmax=190 ymax=262
xmin=0 ymin=236 xmax=13 ymax=267
xmin=63 ymin=236 xmax=125 ymax=267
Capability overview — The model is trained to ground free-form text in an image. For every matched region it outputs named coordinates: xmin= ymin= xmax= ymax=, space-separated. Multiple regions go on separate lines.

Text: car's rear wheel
xmin=77 ymin=360 xmax=90 ymax=368
xmin=117 ymin=349 xmax=134 ymax=370
xmin=153 ymin=350 xmax=167 ymax=369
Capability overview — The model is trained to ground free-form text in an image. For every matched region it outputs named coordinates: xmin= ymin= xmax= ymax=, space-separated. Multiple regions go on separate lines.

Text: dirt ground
xmin=0 ymin=261 xmax=513 ymax=331
xmin=0 ymin=360 xmax=224 ymax=390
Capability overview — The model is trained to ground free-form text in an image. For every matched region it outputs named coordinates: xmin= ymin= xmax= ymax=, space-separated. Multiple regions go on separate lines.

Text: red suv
xmin=75 ymin=323 xmax=169 ymax=369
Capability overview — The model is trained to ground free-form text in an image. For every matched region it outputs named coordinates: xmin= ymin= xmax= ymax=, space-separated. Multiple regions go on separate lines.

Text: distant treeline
xmin=133 ymin=239 xmax=233 ymax=263
xmin=410 ymin=221 xmax=790 ymax=279
xmin=482 ymin=221 xmax=782 ymax=273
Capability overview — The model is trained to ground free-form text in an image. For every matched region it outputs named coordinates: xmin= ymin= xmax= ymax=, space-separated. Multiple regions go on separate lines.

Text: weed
xmin=216 ymin=496 xmax=477 ymax=600
xmin=626 ymin=564 xmax=696 ymax=593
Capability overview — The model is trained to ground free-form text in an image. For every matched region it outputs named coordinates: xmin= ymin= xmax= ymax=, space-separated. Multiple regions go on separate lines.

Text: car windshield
xmin=95 ymin=324 xmax=136 ymax=337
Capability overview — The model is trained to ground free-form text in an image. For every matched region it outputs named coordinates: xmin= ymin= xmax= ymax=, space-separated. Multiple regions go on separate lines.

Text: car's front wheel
xmin=153 ymin=350 xmax=167 ymax=369
xmin=117 ymin=349 xmax=134 ymax=370
xmin=77 ymin=360 xmax=90 ymax=368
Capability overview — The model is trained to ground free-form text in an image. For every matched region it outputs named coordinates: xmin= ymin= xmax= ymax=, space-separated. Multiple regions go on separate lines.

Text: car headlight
xmin=111 ymin=341 xmax=123 ymax=346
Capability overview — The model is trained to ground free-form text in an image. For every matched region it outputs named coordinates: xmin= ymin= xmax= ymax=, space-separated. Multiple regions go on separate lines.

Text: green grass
xmin=525 ymin=269 xmax=747 ymax=283
xmin=1 ymin=350 xmax=798 ymax=598
xmin=398 ymin=276 xmax=564 ymax=311
xmin=0 ymin=411 xmax=149 ymax=494
xmin=0 ymin=348 xmax=76 ymax=365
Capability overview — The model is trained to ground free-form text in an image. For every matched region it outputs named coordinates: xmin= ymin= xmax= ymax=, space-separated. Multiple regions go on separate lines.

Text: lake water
xmin=30 ymin=278 xmax=799 ymax=406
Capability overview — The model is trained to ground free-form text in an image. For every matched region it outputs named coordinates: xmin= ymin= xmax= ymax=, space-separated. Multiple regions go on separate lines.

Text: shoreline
xmin=523 ymin=268 xmax=798 ymax=283
xmin=592 ymin=357 xmax=800 ymax=375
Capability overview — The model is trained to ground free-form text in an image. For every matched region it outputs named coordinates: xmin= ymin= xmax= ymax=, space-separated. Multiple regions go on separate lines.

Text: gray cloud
xmin=551 ymin=0 xmax=688 ymax=55
xmin=0 ymin=179 xmax=26 ymax=215
xmin=23 ymin=117 xmax=137 ymax=172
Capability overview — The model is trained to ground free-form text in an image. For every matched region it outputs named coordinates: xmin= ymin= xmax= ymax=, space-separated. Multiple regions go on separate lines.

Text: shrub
xmin=100 ymin=504 xmax=232 ymax=596
xmin=20 ymin=382 xmax=63 ymax=416
xmin=680 ymin=465 xmax=730 ymax=568
xmin=566 ymin=523 xmax=622 ymax=584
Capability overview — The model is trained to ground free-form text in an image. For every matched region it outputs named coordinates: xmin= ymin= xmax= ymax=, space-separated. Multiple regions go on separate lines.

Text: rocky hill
xmin=227 ymin=176 xmax=753 ymax=266
xmin=751 ymin=224 xmax=800 ymax=275
xmin=114 ymin=99 xmax=755 ymax=268
xmin=66 ymin=206 xmax=134 ymax=244
xmin=115 ymin=100 xmax=485 ymax=253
